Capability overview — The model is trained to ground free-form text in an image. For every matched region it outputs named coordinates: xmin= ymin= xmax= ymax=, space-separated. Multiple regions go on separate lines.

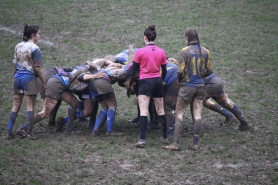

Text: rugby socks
xmin=93 ymin=109 xmax=107 ymax=132
xmin=173 ymin=118 xmax=184 ymax=145
xmin=158 ymin=115 xmax=168 ymax=139
xmin=228 ymin=104 xmax=248 ymax=125
xmin=7 ymin=111 xmax=17 ymax=135
xmin=67 ymin=107 xmax=76 ymax=132
xmin=107 ymin=108 xmax=116 ymax=133
xmin=193 ymin=119 xmax=202 ymax=146
xmin=89 ymin=103 xmax=98 ymax=128
xmin=207 ymin=102 xmax=233 ymax=119
xmin=63 ymin=108 xmax=84 ymax=125
xmin=26 ymin=111 xmax=34 ymax=134
xmin=139 ymin=116 xmax=148 ymax=140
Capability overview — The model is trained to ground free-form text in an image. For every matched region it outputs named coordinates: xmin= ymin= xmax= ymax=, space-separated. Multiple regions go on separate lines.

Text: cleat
xmin=16 ymin=125 xmax=28 ymax=139
xmin=189 ymin=144 xmax=199 ymax=151
xmin=27 ymin=133 xmax=37 ymax=140
xmin=238 ymin=123 xmax=251 ymax=131
xmin=221 ymin=116 xmax=235 ymax=126
xmin=4 ymin=134 xmax=14 ymax=140
xmin=134 ymin=141 xmax=146 ymax=148
xmin=105 ymin=132 xmax=124 ymax=136
xmin=128 ymin=116 xmax=139 ymax=124
xmin=91 ymin=131 xmax=100 ymax=136
xmin=55 ymin=118 xmax=65 ymax=132
xmin=162 ymin=143 xmax=181 ymax=151
xmin=159 ymin=137 xmax=170 ymax=144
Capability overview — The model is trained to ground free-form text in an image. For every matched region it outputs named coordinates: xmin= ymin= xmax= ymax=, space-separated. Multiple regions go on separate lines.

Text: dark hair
xmin=144 ymin=25 xmax=156 ymax=42
xmin=185 ymin=28 xmax=202 ymax=56
xmin=23 ymin=24 xmax=39 ymax=41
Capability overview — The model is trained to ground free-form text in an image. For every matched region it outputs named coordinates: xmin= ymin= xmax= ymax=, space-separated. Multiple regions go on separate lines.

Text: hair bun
xmin=148 ymin=25 xmax=155 ymax=31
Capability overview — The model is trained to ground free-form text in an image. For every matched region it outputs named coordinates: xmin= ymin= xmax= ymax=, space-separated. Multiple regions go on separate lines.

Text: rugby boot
xmin=16 ymin=124 xmax=28 ymax=138
xmin=189 ymin=144 xmax=199 ymax=151
xmin=134 ymin=140 xmax=146 ymax=148
xmin=238 ymin=123 xmax=251 ymax=131
xmin=159 ymin=137 xmax=170 ymax=144
xmin=56 ymin=117 xmax=66 ymax=132
xmin=162 ymin=143 xmax=181 ymax=151
xmin=221 ymin=115 xmax=235 ymax=126
xmin=128 ymin=116 xmax=139 ymax=124
xmin=105 ymin=131 xmax=124 ymax=136
xmin=4 ymin=134 xmax=14 ymax=140
xmin=26 ymin=132 xmax=37 ymax=140
xmin=91 ymin=131 xmax=101 ymax=136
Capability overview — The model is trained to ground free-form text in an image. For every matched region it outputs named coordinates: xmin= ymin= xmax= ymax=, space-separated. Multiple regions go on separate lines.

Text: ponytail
xmin=144 ymin=24 xmax=156 ymax=41
xmin=22 ymin=24 xmax=39 ymax=41
xmin=185 ymin=28 xmax=202 ymax=57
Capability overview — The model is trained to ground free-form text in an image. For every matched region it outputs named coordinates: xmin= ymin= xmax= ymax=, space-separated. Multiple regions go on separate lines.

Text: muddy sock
xmin=93 ymin=109 xmax=107 ymax=132
xmin=67 ymin=107 xmax=76 ymax=132
xmin=207 ymin=102 xmax=233 ymax=118
xmin=89 ymin=102 xmax=98 ymax=128
xmin=7 ymin=111 xmax=17 ymax=135
xmin=107 ymin=108 xmax=116 ymax=133
xmin=158 ymin=115 xmax=168 ymax=139
xmin=139 ymin=116 xmax=148 ymax=140
xmin=63 ymin=106 xmax=84 ymax=126
xmin=193 ymin=119 xmax=201 ymax=146
xmin=228 ymin=104 xmax=248 ymax=125
xmin=26 ymin=111 xmax=34 ymax=134
xmin=173 ymin=118 xmax=184 ymax=145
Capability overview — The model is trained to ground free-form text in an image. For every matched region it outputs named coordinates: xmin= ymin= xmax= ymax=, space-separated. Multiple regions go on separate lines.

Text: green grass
xmin=1 ymin=0 xmax=278 ymax=184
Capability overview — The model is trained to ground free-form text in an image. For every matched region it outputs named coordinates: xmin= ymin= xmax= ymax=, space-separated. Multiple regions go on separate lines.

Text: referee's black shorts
xmin=138 ymin=77 xmax=164 ymax=98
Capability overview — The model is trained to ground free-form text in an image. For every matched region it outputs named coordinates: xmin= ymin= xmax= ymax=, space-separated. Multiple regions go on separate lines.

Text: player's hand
xmin=95 ymin=72 xmax=106 ymax=78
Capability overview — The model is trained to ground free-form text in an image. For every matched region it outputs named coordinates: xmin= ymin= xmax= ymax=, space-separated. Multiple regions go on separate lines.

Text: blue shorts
xmin=13 ymin=73 xmax=42 ymax=95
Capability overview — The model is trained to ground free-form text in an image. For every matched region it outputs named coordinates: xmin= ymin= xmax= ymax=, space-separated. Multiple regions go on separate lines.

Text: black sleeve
xmin=131 ymin=61 xmax=139 ymax=77
xmin=161 ymin=64 xmax=167 ymax=81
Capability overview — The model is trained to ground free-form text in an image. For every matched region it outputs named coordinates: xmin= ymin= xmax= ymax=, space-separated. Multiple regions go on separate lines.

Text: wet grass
xmin=1 ymin=0 xmax=278 ymax=184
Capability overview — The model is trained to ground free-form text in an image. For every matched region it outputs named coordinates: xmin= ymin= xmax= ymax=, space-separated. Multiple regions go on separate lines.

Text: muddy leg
xmin=48 ymin=100 xmax=61 ymax=126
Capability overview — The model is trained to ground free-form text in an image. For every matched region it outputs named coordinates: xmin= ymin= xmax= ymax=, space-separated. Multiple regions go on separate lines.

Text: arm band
xmin=161 ymin=64 xmax=167 ymax=81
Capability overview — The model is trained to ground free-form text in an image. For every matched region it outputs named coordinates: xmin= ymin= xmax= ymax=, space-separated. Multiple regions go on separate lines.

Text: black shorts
xmin=138 ymin=77 xmax=164 ymax=98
